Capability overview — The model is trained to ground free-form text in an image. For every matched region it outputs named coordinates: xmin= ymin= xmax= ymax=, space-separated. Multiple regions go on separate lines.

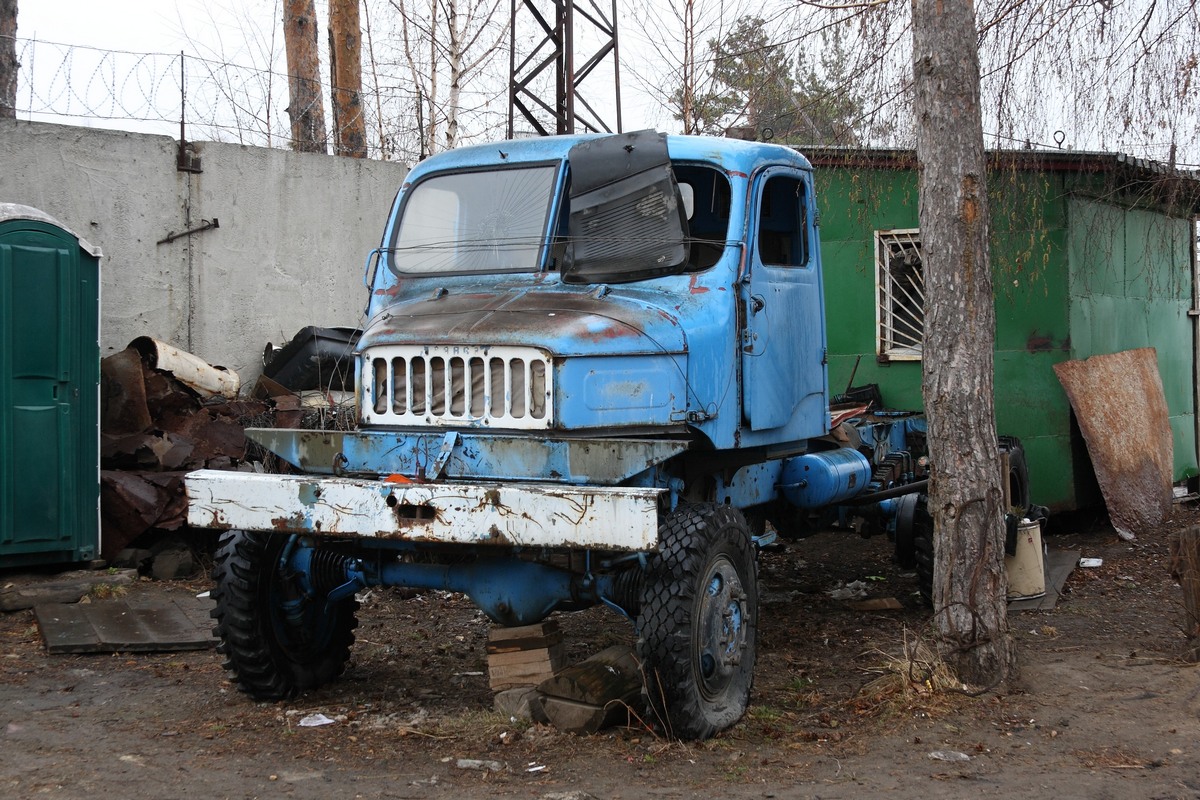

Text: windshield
xmin=387 ymin=165 xmax=557 ymax=275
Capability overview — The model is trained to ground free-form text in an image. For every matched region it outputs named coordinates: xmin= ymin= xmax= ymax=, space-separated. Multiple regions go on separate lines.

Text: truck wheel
xmin=914 ymin=438 xmax=1028 ymax=605
xmin=893 ymin=493 xmax=920 ymax=569
xmin=999 ymin=435 xmax=1030 ymax=511
xmin=637 ymin=504 xmax=757 ymax=740
xmin=911 ymin=495 xmax=935 ymax=606
xmin=211 ymin=530 xmax=358 ymax=700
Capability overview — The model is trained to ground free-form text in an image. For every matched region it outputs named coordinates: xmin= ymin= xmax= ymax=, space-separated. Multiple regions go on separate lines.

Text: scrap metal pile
xmin=98 ymin=328 xmax=358 ymax=561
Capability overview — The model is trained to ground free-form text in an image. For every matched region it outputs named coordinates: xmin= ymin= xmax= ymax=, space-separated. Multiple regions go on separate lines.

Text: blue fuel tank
xmin=780 ymin=448 xmax=872 ymax=508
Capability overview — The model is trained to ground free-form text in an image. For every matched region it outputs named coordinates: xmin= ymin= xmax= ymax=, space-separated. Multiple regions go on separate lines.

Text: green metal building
xmin=808 ymin=149 xmax=1200 ymax=511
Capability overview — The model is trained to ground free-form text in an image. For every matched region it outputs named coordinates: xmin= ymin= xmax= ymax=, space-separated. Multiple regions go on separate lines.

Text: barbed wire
xmin=9 ymin=36 xmax=1198 ymax=171
xmin=8 ymin=36 xmax=509 ymax=162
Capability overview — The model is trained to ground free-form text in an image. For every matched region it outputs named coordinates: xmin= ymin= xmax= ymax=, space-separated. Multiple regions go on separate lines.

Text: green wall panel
xmin=816 ymin=164 xmax=1197 ymax=509
xmin=1172 ymin=414 xmax=1199 ymax=479
xmin=1066 ymin=197 xmax=1196 ymax=481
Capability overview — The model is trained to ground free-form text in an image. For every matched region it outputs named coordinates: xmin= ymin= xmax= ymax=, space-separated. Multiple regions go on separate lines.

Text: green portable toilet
xmin=0 ymin=204 xmax=101 ymax=567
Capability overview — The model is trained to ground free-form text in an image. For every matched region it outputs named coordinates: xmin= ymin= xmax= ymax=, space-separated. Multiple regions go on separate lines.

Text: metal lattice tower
xmin=507 ymin=0 xmax=622 ymax=137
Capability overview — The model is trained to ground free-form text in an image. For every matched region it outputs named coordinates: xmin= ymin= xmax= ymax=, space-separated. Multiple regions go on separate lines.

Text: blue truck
xmin=186 ymin=131 xmax=1024 ymax=739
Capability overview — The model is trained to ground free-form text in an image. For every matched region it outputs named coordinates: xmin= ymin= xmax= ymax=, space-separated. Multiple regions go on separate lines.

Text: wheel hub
xmin=696 ymin=554 xmax=748 ymax=698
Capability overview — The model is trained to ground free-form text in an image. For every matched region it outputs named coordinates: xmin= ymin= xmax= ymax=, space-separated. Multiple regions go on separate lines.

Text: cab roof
xmin=404 ymin=133 xmax=815 ymax=181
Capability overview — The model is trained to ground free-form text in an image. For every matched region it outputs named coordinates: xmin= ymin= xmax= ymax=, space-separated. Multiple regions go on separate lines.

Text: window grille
xmin=875 ymin=229 xmax=924 ymax=361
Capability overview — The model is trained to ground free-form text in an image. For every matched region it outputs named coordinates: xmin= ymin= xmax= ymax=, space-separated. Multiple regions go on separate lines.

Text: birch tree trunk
xmin=1 ymin=0 xmax=17 ymax=119
xmin=425 ymin=0 xmax=440 ymax=155
xmin=680 ymin=0 xmax=697 ymax=133
xmin=445 ymin=0 xmax=462 ymax=150
xmin=329 ymin=0 xmax=367 ymax=157
xmin=912 ymin=0 xmax=1015 ymax=688
xmin=283 ymin=0 xmax=327 ymax=153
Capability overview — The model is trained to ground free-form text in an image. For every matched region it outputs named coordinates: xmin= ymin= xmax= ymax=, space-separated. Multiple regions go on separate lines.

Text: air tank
xmin=779 ymin=448 xmax=872 ymax=508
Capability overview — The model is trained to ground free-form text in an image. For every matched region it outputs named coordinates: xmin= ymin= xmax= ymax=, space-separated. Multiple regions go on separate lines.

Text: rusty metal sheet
xmin=99 ymin=471 xmax=188 ymax=555
xmin=1053 ymin=348 xmax=1172 ymax=538
xmin=179 ymin=412 xmax=247 ymax=465
xmin=99 ymin=348 xmax=152 ymax=435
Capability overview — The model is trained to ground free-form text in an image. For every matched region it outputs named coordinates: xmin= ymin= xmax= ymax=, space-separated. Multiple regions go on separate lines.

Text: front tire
xmin=211 ymin=531 xmax=358 ymax=700
xmin=636 ymin=504 xmax=758 ymax=740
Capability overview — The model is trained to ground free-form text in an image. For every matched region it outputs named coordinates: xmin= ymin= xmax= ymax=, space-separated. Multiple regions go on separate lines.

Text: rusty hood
xmin=358 ymin=286 xmax=687 ymax=357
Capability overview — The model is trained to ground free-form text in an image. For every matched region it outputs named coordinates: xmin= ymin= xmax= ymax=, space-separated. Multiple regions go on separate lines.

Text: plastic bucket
xmin=1005 ymin=519 xmax=1046 ymax=600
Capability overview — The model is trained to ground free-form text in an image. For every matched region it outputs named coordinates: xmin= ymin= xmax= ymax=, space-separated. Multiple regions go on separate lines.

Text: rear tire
xmin=914 ymin=437 xmax=1030 ymax=606
xmin=999 ymin=435 xmax=1031 ymax=512
xmin=911 ymin=495 xmax=935 ymax=607
xmin=637 ymin=504 xmax=758 ymax=740
xmin=211 ymin=531 xmax=358 ymax=700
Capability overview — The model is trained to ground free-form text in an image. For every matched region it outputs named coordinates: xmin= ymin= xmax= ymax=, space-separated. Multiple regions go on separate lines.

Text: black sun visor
xmin=562 ymin=130 xmax=690 ymax=284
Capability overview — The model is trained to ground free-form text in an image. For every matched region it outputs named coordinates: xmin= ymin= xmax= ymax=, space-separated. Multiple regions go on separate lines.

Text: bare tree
xmin=177 ymin=0 xmax=287 ymax=147
xmin=912 ymin=0 xmax=1013 ymax=687
xmin=1 ymin=0 xmax=16 ymax=119
xmin=283 ymin=0 xmax=327 ymax=153
xmin=330 ymin=0 xmax=367 ymax=157
xmin=790 ymin=0 xmax=1200 ymax=161
xmin=625 ymin=0 xmax=734 ymax=134
xmin=389 ymin=0 xmax=508 ymax=157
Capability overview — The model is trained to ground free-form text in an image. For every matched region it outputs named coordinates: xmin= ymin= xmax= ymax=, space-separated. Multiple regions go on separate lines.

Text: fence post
xmin=1170 ymin=526 xmax=1200 ymax=662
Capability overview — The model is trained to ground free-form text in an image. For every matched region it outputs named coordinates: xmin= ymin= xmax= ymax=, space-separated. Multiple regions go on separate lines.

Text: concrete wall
xmin=0 ymin=119 xmax=408 ymax=382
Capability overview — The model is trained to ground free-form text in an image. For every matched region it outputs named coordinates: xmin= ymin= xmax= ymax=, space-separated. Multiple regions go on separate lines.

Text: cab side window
xmin=757 ymin=175 xmax=809 ymax=267
xmin=675 ymin=164 xmax=732 ymax=270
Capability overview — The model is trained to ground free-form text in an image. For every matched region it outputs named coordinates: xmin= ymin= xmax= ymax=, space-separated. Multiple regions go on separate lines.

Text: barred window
xmin=875 ymin=229 xmax=924 ymax=361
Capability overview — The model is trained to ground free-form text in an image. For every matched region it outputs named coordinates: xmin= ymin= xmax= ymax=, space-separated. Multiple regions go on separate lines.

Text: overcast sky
xmin=12 ymin=0 xmax=1198 ymax=166
xmin=12 ymin=0 xmax=666 ymax=146
xmin=20 ymin=1 xmax=219 ymax=54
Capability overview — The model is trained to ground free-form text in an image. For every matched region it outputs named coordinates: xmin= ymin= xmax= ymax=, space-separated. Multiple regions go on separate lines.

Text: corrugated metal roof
xmin=801 ymin=147 xmax=1200 ymax=214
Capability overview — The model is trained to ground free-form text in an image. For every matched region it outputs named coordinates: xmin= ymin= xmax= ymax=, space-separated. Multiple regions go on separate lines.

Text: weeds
xmin=90 ymin=582 xmax=129 ymax=600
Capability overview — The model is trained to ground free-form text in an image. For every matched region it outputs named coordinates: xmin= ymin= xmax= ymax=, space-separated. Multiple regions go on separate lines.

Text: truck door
xmin=740 ymin=168 xmax=828 ymax=435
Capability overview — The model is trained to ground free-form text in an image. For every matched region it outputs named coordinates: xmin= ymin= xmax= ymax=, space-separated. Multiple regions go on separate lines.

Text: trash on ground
xmin=1079 ymin=557 xmax=1103 ymax=568
xmin=827 ymin=580 xmax=870 ymax=600
xmin=927 ymin=750 xmax=972 ymax=762
xmin=456 ymin=758 xmax=505 ymax=772
xmin=298 ymin=713 xmax=336 ymax=727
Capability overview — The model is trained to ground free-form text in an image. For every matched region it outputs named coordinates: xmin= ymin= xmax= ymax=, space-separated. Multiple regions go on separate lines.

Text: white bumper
xmin=185 ymin=470 xmax=663 ymax=551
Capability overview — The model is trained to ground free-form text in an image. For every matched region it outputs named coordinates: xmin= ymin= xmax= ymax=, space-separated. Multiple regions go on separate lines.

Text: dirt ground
xmin=4 ymin=508 xmax=1200 ymax=800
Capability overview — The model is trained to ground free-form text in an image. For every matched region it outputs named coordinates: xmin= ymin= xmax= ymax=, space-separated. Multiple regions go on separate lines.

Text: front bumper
xmin=185 ymin=470 xmax=663 ymax=551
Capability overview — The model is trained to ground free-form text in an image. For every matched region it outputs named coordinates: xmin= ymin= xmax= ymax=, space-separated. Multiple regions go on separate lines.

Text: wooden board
xmin=486 ymin=630 xmax=564 ymax=654
xmin=487 ymin=620 xmax=560 ymax=642
xmin=487 ymin=643 xmax=567 ymax=667
xmin=0 ymin=569 xmax=137 ymax=612
xmin=35 ymin=595 xmax=216 ymax=654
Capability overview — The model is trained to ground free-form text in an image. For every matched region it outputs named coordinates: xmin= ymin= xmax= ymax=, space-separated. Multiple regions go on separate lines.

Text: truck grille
xmin=361 ymin=345 xmax=553 ymax=429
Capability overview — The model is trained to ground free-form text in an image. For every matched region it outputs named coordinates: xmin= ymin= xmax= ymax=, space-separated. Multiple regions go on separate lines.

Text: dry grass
xmin=1072 ymin=746 xmax=1159 ymax=769
xmin=848 ymin=627 xmax=961 ymax=719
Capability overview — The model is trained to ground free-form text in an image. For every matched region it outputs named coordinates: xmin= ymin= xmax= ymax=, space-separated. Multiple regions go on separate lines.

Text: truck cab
xmin=187 ymin=131 xmax=933 ymax=739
